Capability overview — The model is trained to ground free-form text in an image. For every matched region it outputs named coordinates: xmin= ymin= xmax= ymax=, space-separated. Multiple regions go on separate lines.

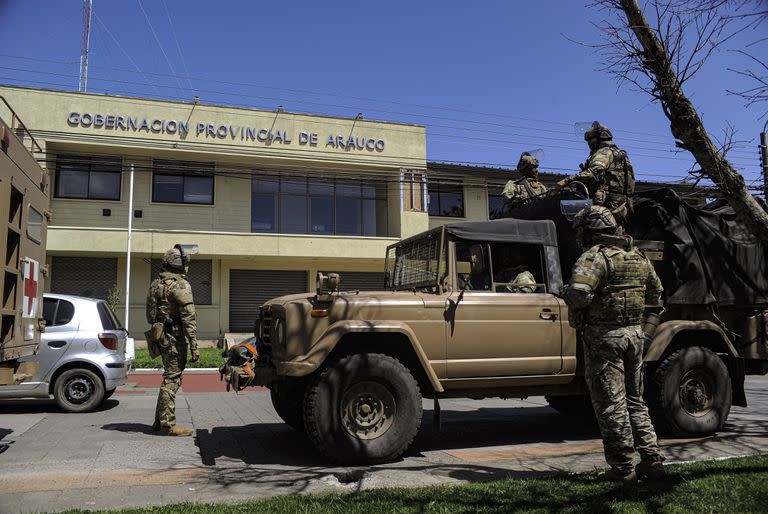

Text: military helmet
xmin=162 ymin=247 xmax=185 ymax=271
xmin=583 ymin=121 xmax=613 ymax=142
xmin=573 ymin=205 xmax=617 ymax=233
xmin=517 ymin=152 xmax=539 ymax=178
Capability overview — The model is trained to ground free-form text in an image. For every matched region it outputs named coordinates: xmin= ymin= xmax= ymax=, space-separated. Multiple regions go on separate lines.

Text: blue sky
xmin=0 ymin=0 xmax=764 ymax=188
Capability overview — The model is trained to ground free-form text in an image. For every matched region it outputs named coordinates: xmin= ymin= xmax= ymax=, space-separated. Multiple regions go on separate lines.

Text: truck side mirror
xmin=469 ymin=244 xmax=485 ymax=273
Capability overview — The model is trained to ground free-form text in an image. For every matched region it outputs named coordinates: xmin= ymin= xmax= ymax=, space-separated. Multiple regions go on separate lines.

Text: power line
xmin=136 ymin=0 xmax=185 ymax=92
xmin=0 ymin=51 xmax=759 ymax=156
xmin=0 ymin=65 xmax=758 ymax=164
xmin=160 ymin=0 xmax=192 ymax=91
xmin=93 ymin=12 xmax=161 ymax=97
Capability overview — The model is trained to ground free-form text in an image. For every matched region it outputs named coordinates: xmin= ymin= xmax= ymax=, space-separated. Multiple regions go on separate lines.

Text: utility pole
xmin=761 ymin=120 xmax=768 ymax=201
xmin=124 ymin=164 xmax=134 ymax=330
xmin=78 ymin=0 xmax=93 ymax=93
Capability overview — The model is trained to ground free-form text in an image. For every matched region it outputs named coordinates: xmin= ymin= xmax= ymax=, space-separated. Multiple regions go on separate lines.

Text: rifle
xmin=163 ymin=316 xmax=179 ymax=345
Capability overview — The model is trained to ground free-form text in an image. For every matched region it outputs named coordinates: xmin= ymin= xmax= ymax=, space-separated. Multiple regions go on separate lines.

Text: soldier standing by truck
xmin=563 ymin=206 xmax=665 ymax=482
xmin=146 ymin=245 xmax=199 ymax=436
xmin=555 ymin=122 xmax=635 ymax=225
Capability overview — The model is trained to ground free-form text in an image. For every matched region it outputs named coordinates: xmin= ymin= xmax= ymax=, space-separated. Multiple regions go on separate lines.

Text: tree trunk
xmin=619 ymin=0 xmax=768 ymax=240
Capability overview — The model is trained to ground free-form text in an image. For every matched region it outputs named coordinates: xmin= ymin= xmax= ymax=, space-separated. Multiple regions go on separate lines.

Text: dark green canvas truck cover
xmin=506 ymin=189 xmax=768 ymax=306
xmin=630 ymin=189 xmax=768 ymax=306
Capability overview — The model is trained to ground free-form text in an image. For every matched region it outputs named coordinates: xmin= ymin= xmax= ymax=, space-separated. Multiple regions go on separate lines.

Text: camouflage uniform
xmin=147 ymin=269 xmax=197 ymax=430
xmin=503 ymin=152 xmax=549 ymax=206
xmin=564 ymin=209 xmax=664 ymax=475
xmin=572 ymin=124 xmax=635 ymax=224
xmin=508 ymin=270 xmax=537 ymax=293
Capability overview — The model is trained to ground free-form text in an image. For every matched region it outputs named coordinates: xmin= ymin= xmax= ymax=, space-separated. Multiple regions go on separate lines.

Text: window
xmin=55 ymin=155 xmax=122 ymax=200
xmin=97 ymin=302 xmax=124 ymax=330
xmin=428 ymin=182 xmax=464 ymax=217
xmin=27 ymin=206 xmax=43 ymax=243
xmin=152 ymin=159 xmax=214 ymax=205
xmin=251 ymin=176 xmax=388 ymax=236
xmin=488 ymin=192 xmax=505 ymax=220
xmin=403 ymin=171 xmax=426 ymax=212
xmin=455 ymin=241 xmax=546 ymax=293
xmin=42 ymin=297 xmax=75 ymax=327
xmin=150 ymin=259 xmax=213 ymax=305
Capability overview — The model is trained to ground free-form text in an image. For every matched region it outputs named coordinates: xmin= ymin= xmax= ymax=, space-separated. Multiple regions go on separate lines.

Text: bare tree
xmin=589 ymin=0 xmax=768 ymax=239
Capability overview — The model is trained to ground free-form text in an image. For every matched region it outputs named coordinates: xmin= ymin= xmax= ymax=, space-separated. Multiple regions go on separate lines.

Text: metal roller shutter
xmin=50 ymin=257 xmax=118 ymax=301
xmin=229 ymin=270 xmax=308 ymax=332
xmin=328 ymin=271 xmax=385 ymax=291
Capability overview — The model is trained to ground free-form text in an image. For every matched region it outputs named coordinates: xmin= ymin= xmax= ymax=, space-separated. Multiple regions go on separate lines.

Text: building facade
xmin=1 ymin=85 xmax=699 ymax=339
xmin=0 ymin=85 xmax=431 ymax=338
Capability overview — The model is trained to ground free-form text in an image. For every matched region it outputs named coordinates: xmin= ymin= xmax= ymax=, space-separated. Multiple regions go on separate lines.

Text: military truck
xmin=0 ymin=97 xmax=49 ymax=387
xmin=222 ymin=190 xmax=768 ymax=464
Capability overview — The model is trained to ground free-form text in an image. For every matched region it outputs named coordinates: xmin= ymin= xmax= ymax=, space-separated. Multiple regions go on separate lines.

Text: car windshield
xmin=384 ymin=230 xmax=442 ymax=291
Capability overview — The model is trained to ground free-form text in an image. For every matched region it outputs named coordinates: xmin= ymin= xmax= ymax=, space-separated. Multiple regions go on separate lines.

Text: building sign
xmin=66 ymin=112 xmax=386 ymax=152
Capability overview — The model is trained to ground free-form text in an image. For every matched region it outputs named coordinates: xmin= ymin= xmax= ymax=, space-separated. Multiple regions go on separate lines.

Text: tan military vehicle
xmin=223 ymin=193 xmax=768 ymax=464
xmin=0 ymin=97 xmax=49 ymax=386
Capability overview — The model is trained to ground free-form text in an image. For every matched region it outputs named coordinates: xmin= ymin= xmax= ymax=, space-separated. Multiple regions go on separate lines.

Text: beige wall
xmin=0 ymin=85 xmax=426 ymax=168
xmin=1 ymin=85 xmax=431 ymax=339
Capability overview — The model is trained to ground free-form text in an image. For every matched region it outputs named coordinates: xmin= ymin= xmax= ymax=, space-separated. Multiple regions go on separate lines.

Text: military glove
xmin=190 ymin=348 xmax=200 ymax=362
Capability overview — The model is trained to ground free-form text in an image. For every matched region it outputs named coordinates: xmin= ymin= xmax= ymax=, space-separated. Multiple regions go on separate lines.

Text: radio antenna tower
xmin=78 ymin=0 xmax=93 ymax=92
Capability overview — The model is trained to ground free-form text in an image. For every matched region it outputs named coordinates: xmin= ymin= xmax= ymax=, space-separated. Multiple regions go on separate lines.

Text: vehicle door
xmin=446 ymin=240 xmax=564 ymax=378
xmin=37 ymin=297 xmax=79 ymax=381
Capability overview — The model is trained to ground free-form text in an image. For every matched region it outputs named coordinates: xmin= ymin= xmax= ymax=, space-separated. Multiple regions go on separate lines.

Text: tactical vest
xmin=603 ymin=147 xmax=635 ymax=216
xmin=587 ymin=246 xmax=648 ymax=326
xmin=147 ymin=275 xmax=181 ymax=336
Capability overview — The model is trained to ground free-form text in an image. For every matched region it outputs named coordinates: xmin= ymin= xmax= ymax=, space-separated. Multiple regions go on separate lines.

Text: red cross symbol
xmin=24 ymin=260 xmax=37 ymax=315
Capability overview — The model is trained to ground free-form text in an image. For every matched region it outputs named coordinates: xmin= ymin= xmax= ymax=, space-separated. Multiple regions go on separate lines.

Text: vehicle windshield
xmin=384 ymin=230 xmax=442 ymax=291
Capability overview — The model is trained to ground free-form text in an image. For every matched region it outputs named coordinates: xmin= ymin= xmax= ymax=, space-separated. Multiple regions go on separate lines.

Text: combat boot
xmin=599 ymin=468 xmax=638 ymax=484
xmin=636 ymin=460 xmax=666 ymax=480
xmin=158 ymin=425 xmax=194 ymax=437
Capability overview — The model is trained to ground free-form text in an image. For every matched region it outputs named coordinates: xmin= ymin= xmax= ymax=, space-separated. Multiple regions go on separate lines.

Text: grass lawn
xmin=132 ymin=347 xmax=224 ymax=369
xmin=73 ymin=454 xmax=768 ymax=513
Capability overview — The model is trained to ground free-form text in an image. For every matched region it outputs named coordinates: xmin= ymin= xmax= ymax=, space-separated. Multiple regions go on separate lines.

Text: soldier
xmin=563 ymin=206 xmax=665 ymax=482
xmin=502 ymin=152 xmax=549 ymax=207
xmin=556 ymin=122 xmax=635 ymax=224
xmin=146 ymin=245 xmax=199 ymax=436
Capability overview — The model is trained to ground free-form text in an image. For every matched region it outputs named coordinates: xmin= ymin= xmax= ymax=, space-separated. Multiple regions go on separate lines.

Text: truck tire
xmin=53 ymin=368 xmax=105 ymax=413
xmin=303 ymin=353 xmax=422 ymax=464
xmin=545 ymin=395 xmax=596 ymax=419
xmin=650 ymin=346 xmax=732 ymax=436
xmin=269 ymin=379 xmax=307 ymax=432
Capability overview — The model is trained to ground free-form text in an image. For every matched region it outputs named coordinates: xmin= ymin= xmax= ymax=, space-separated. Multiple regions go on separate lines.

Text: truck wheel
xmin=545 ymin=395 xmax=595 ymax=419
xmin=53 ymin=368 xmax=105 ymax=413
xmin=270 ymin=379 xmax=307 ymax=432
xmin=650 ymin=346 xmax=732 ymax=436
xmin=303 ymin=353 xmax=422 ymax=464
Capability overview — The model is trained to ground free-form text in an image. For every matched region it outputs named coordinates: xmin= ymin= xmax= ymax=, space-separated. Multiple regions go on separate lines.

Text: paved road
xmin=1 ymin=374 xmax=766 ymax=513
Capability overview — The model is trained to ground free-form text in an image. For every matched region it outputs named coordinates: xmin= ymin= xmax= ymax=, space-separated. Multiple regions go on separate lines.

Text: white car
xmin=0 ymin=294 xmax=129 ymax=412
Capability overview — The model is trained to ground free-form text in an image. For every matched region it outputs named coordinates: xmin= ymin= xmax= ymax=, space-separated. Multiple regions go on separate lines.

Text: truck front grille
xmin=260 ymin=306 xmax=273 ymax=343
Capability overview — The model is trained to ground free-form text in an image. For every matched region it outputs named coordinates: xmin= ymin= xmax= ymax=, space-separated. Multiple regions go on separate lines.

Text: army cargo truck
xmin=0 ymin=97 xmax=49 ymax=387
xmin=221 ymin=191 xmax=768 ymax=464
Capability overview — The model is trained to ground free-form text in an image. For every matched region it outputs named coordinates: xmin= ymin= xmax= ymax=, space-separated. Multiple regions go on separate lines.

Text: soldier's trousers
xmin=154 ymin=341 xmax=188 ymax=428
xmin=583 ymin=325 xmax=664 ymax=473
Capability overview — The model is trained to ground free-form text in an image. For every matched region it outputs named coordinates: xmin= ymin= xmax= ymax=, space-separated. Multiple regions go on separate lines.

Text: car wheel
xmin=53 ymin=368 xmax=105 ymax=413
xmin=303 ymin=353 xmax=422 ymax=464
xmin=545 ymin=394 xmax=596 ymax=420
xmin=270 ymin=378 xmax=307 ymax=432
xmin=649 ymin=346 xmax=732 ymax=436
